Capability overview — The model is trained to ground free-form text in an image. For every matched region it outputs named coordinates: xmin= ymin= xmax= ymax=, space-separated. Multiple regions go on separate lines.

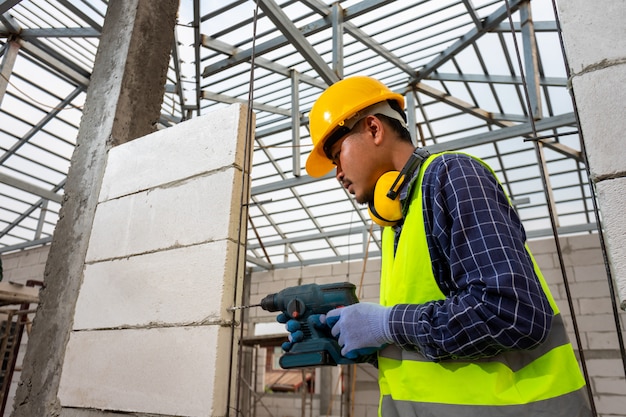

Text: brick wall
xmin=0 ymin=245 xmax=48 ymax=417
xmin=248 ymin=233 xmax=626 ymax=417
xmin=1 ymin=246 xmax=49 ymax=286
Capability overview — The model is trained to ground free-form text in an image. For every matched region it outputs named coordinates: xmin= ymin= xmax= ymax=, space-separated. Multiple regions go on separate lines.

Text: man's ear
xmin=364 ymin=115 xmax=385 ymax=145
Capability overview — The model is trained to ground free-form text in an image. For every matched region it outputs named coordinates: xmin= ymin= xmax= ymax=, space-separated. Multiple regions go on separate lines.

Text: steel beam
xmin=0 ymin=237 xmax=52 ymax=254
xmin=426 ymin=112 xmax=576 ymax=153
xmin=34 ymin=200 xmax=48 ymax=240
xmin=201 ymin=0 xmax=391 ymax=78
xmin=415 ymin=82 xmax=514 ymax=126
xmin=461 ymin=0 xmax=482 ymax=28
xmin=255 ymin=0 xmax=339 ymax=85
xmin=0 ymin=179 xmax=65 ymax=241
xmin=0 ymin=172 xmax=63 ymax=203
xmin=302 ymin=0 xmax=414 ymax=76
xmin=493 ymin=21 xmax=558 ymax=33
xmin=428 ymin=72 xmax=566 ymax=87
xmin=201 ymin=35 xmax=327 ymax=90
xmin=17 ymin=38 xmax=90 ymax=87
xmin=291 ymin=69 xmax=302 ymax=177
xmin=405 ymin=90 xmax=418 ymax=145
xmin=331 ymin=2 xmax=344 ymax=79
xmin=520 ymin=1 xmax=542 ymax=119
xmin=414 ymin=0 xmax=524 ymax=82
xmin=19 ymin=28 xmax=100 ymax=38
xmin=201 ymin=90 xmax=291 ymax=116
xmin=170 ymin=28 xmax=187 ymax=118
xmin=0 ymin=8 xmax=19 ymax=32
xmin=0 ymin=39 xmax=18 ymax=107
xmin=0 ymin=0 xmax=21 ymax=18
xmin=0 ymin=86 xmax=84 ymax=165
xmin=57 ymin=0 xmax=103 ymax=32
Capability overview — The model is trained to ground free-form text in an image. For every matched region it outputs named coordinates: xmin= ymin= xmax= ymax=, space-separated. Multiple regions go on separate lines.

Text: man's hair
xmin=376 ymin=99 xmax=412 ymax=143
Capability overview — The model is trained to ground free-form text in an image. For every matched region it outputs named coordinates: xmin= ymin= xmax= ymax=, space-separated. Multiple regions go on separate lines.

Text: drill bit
xmin=228 ymin=303 xmax=261 ymax=312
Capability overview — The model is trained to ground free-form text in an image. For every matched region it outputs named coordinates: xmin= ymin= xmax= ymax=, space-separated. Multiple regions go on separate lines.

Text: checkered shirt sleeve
xmin=388 ymin=153 xmax=553 ymax=360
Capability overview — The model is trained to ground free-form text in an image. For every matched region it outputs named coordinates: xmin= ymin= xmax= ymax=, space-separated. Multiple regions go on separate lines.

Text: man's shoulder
xmin=430 ymin=151 xmax=476 ymax=163
xmin=425 ymin=152 xmax=479 ymax=173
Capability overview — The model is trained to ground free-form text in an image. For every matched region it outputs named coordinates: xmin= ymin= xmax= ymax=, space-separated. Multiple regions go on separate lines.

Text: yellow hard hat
xmin=306 ymin=76 xmax=405 ymax=177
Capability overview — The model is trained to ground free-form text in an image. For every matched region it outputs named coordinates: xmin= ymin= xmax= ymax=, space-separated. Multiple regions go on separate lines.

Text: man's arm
xmin=388 ymin=153 xmax=553 ymax=360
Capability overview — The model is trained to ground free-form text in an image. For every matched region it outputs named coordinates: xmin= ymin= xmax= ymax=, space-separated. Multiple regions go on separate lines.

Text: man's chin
xmin=354 ymin=195 xmax=372 ymax=206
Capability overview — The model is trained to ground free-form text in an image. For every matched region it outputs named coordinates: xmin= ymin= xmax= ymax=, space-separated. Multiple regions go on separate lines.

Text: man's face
xmin=328 ymin=119 xmax=382 ymax=205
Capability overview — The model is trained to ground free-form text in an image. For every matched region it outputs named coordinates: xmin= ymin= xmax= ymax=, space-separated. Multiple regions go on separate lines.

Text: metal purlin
xmin=229 ymin=2 xmax=261 ymax=416
xmin=504 ymin=1 xmax=597 ymax=414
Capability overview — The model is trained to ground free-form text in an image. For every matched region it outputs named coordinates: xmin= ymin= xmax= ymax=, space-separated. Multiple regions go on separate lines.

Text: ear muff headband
xmin=368 ymin=148 xmax=430 ymax=227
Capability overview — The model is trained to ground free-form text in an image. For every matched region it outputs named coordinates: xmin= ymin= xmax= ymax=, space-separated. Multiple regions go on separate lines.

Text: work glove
xmin=276 ymin=312 xmax=325 ymax=352
xmin=324 ymin=303 xmax=393 ymax=359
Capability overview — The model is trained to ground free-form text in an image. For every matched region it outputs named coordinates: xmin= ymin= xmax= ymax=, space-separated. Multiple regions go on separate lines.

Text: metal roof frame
xmin=0 ymin=0 xmax=594 ymax=272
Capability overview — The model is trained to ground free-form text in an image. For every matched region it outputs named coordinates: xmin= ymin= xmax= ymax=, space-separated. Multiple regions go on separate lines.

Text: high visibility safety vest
xmin=378 ymin=153 xmax=591 ymax=417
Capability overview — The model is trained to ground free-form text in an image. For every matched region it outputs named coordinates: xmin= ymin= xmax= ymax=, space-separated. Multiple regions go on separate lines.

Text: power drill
xmin=257 ymin=282 xmax=359 ymax=369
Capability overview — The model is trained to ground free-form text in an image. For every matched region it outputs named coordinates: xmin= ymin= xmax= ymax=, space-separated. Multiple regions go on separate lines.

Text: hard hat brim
xmin=305 ymin=98 xmax=406 ymax=178
xmin=306 ymin=142 xmax=336 ymax=178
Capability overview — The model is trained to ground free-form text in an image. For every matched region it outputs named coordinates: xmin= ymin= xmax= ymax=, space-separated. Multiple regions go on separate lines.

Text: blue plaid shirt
xmin=388 ymin=153 xmax=552 ymax=361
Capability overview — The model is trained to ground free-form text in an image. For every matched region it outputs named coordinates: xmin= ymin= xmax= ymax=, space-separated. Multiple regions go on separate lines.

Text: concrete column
xmin=11 ymin=1 xmax=178 ymax=416
xmin=556 ymin=1 xmax=626 ymax=307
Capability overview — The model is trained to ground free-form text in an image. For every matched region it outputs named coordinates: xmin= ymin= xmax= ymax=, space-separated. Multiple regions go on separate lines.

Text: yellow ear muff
xmin=368 ymin=171 xmax=403 ymax=227
xmin=367 ymin=148 xmax=431 ymax=227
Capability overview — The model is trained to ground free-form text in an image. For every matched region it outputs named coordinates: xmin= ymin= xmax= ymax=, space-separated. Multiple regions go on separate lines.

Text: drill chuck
xmin=259 ymin=293 xmax=279 ymax=312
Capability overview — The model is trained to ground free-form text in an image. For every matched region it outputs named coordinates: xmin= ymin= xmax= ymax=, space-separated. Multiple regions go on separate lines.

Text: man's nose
xmin=335 ymin=163 xmax=344 ymax=182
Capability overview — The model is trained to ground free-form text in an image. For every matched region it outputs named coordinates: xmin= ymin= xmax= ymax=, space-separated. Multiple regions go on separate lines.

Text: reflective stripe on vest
xmin=378 ymin=152 xmax=589 ymax=415
xmin=381 ymin=388 xmax=591 ymax=417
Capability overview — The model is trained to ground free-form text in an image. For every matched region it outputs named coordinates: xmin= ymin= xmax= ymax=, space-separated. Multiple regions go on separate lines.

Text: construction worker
xmin=289 ymin=76 xmax=592 ymax=416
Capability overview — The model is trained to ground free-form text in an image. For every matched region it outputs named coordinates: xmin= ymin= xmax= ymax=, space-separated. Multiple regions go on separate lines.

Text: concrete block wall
xmin=0 ymin=245 xmax=49 ymax=417
xmin=556 ymin=0 xmax=626 ymax=307
xmin=249 ymin=233 xmax=626 ymax=417
xmin=0 ymin=246 xmax=48 ymax=286
xmin=55 ymin=103 xmax=251 ymax=416
xmin=4 ymin=232 xmax=625 ymax=416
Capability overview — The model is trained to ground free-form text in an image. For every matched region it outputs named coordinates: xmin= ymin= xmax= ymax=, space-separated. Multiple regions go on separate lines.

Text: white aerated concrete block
xmin=570 ymin=64 xmax=626 ymax=180
xmin=596 ymin=178 xmax=626 ymax=307
xmin=557 ymin=0 xmax=626 ymax=75
xmin=58 ymin=326 xmax=235 ymax=416
xmin=61 ymin=104 xmax=252 ymax=416
xmin=86 ymin=168 xmax=245 ymax=262
xmin=99 ymin=104 xmax=248 ymax=202
xmin=75 ymin=240 xmax=241 ymax=330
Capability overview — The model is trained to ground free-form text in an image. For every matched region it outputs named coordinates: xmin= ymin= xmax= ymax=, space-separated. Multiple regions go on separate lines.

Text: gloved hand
xmin=276 ymin=312 xmax=301 ymax=351
xmin=276 ymin=313 xmax=325 ymax=352
xmin=324 ymin=303 xmax=393 ymax=359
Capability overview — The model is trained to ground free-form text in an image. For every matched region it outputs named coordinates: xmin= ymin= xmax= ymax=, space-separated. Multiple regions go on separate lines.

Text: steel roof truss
xmin=201 ymin=34 xmax=327 ymax=90
xmin=414 ymin=0 xmax=524 ymax=82
xmin=255 ymin=0 xmax=339 ymax=85
xmin=201 ymin=0 xmax=391 ymax=78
